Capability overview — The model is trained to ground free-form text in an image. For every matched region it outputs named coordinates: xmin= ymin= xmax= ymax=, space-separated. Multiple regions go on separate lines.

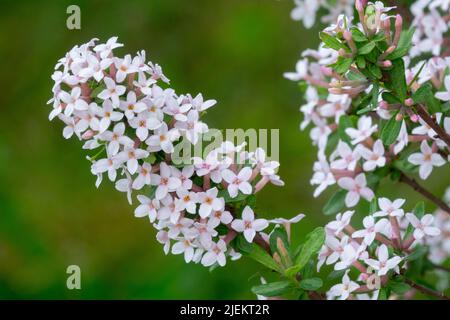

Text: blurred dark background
xmin=0 ymin=0 xmax=447 ymax=299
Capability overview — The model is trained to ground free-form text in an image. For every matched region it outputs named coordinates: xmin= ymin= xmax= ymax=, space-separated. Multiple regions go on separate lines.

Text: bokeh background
xmin=0 ymin=0 xmax=448 ymax=299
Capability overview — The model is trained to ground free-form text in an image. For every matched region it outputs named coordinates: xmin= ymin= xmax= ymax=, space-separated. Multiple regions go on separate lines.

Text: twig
xmin=399 ymin=173 xmax=450 ymax=215
xmin=415 ymin=104 xmax=450 ymax=148
xmin=404 ymin=278 xmax=450 ymax=300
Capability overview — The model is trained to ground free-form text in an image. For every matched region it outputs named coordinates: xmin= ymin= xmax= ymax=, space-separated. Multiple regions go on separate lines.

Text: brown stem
xmin=415 ymin=104 xmax=450 ymax=148
xmin=404 ymin=278 xmax=450 ymax=300
xmin=253 ymin=233 xmax=271 ymax=254
xmin=431 ymin=263 xmax=450 ymax=272
xmin=399 ymin=173 xmax=450 ymax=215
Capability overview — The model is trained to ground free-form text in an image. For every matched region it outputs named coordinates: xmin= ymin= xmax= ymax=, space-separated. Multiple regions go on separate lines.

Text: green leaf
xmin=319 ymin=32 xmax=346 ymax=51
xmin=378 ymin=288 xmax=388 ymax=300
xmin=269 ymin=226 xmax=290 ymax=257
xmin=242 ymin=242 xmax=281 ymax=272
xmin=406 ymin=245 xmax=428 ymax=261
xmin=299 ymin=278 xmax=323 ymax=291
xmin=380 ymin=114 xmax=402 ymax=146
xmin=338 ymin=116 xmax=354 ymax=143
xmin=386 ymin=59 xmax=407 ymax=101
xmin=382 ymin=92 xmax=401 ymax=104
xmin=412 ymin=83 xmax=442 ymax=114
xmin=369 ymin=197 xmax=378 ymax=214
xmin=368 ymin=63 xmax=382 ymax=79
xmin=251 ymin=281 xmax=293 ymax=297
xmin=323 ymin=190 xmax=347 ymax=215
xmin=294 ymin=228 xmax=325 ymax=269
xmin=327 ymin=269 xmax=346 ymax=280
xmin=356 ymin=56 xmax=366 ymax=69
xmin=413 ymin=201 xmax=425 ymax=218
xmin=358 ymin=41 xmax=376 ymax=55
xmin=357 ymin=83 xmax=379 ymax=114
xmin=386 ymin=27 xmax=415 ymax=60
xmin=334 ymin=57 xmax=353 ymax=74
xmin=389 ymin=282 xmax=411 ymax=295
xmin=218 ymin=189 xmax=249 ymax=203
xmin=351 ymin=27 xmax=367 ymax=42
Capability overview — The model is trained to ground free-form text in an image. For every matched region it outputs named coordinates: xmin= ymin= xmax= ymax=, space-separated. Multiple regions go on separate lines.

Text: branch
xmin=416 ymin=104 xmax=450 ymax=149
xmin=399 ymin=173 xmax=450 ymax=215
xmin=404 ymin=278 xmax=450 ymax=300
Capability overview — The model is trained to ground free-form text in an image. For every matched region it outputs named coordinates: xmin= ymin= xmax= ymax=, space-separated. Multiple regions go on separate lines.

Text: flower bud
xmin=404 ymin=98 xmax=414 ymax=107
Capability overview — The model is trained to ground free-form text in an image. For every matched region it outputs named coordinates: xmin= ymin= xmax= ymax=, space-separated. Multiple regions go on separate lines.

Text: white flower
xmin=115 ymin=147 xmax=149 ymax=175
xmin=331 ymin=141 xmax=361 ymax=171
xmin=201 ymin=239 xmax=227 ymax=267
xmin=345 ymin=116 xmax=378 ymax=145
xmin=98 ymin=77 xmax=126 ymax=106
xmin=99 ymin=122 xmax=134 ymax=156
xmin=356 ymin=139 xmax=386 ymax=171
xmin=134 ymin=195 xmax=160 ymax=222
xmin=94 ymin=99 xmax=124 ymax=133
xmin=150 ymin=162 xmax=182 ymax=200
xmin=326 ymin=211 xmax=354 ymax=235
xmin=338 ymin=173 xmax=375 ymax=207
xmin=129 ymin=112 xmax=162 ymax=141
xmin=78 ymin=53 xmax=112 ymax=82
xmin=94 ymin=36 xmax=123 ymax=59
xmin=373 ymin=198 xmax=405 ymax=218
xmin=58 ymin=87 xmax=88 ymax=117
xmin=175 ymin=110 xmax=208 ymax=144
xmin=352 ymin=216 xmax=389 ymax=245
xmin=365 ymin=244 xmax=402 ymax=276
xmin=171 ymin=165 xmax=194 ymax=190
xmin=270 ymin=213 xmax=305 ymax=225
xmin=231 ymin=206 xmax=268 ymax=243
xmin=284 ymin=58 xmax=308 ymax=81
xmin=191 ymin=93 xmax=217 ymax=112
xmin=198 ymin=187 xmax=224 ymax=218
xmin=172 ymin=238 xmax=196 ymax=263
xmin=210 ymin=209 xmax=233 ymax=226
xmin=176 ymin=188 xmax=198 ymax=214
xmin=91 ymin=154 xmax=119 ymax=182
xmin=290 ymin=0 xmax=319 ymax=29
xmin=145 ymin=122 xmax=179 ymax=153
xmin=328 ymin=271 xmax=359 ymax=300
xmin=132 ymin=162 xmax=152 ymax=190
xmin=408 ymin=141 xmax=445 ymax=179
xmin=406 ymin=213 xmax=441 ymax=240
xmin=311 ymin=155 xmax=336 ymax=197
xmin=119 ymin=91 xmax=147 ymax=120
xmin=222 ymin=167 xmax=253 ymax=198
xmin=114 ymin=54 xmax=138 ymax=83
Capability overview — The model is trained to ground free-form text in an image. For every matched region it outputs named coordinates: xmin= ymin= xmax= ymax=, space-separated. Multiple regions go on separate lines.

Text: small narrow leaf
xmin=323 ymin=190 xmax=347 ymax=215
xmin=299 ymin=278 xmax=323 ymax=291
xmin=251 ymin=281 xmax=293 ymax=297
xmin=319 ymin=32 xmax=346 ymax=51
xmin=380 ymin=115 xmax=402 ymax=146
xmin=358 ymin=41 xmax=376 ymax=55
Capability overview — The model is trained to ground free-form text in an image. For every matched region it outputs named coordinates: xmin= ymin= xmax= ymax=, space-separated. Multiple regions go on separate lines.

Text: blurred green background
xmin=0 ymin=0 xmax=448 ymax=299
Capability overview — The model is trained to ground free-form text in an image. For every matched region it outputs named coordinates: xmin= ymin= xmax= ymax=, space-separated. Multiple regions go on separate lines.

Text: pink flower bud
xmin=395 ymin=113 xmax=403 ymax=121
xmin=404 ymin=98 xmax=414 ymax=106
xmin=343 ymin=30 xmax=352 ymax=42
xmin=82 ymin=130 xmax=95 ymax=140
xmin=382 ymin=60 xmax=392 ymax=68
xmin=320 ymin=66 xmax=333 ymax=77
xmin=410 ymin=114 xmax=419 ymax=122
xmin=379 ymin=100 xmax=389 ymax=109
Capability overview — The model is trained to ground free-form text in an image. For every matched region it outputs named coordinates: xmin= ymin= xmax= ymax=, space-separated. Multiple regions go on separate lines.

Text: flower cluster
xmin=48 ymin=37 xmax=284 ymax=268
xmin=321 ymin=197 xmax=440 ymax=299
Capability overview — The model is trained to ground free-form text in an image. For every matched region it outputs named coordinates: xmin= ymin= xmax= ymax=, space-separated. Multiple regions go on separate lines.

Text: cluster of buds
xmin=47 ymin=37 xmax=285 ymax=268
